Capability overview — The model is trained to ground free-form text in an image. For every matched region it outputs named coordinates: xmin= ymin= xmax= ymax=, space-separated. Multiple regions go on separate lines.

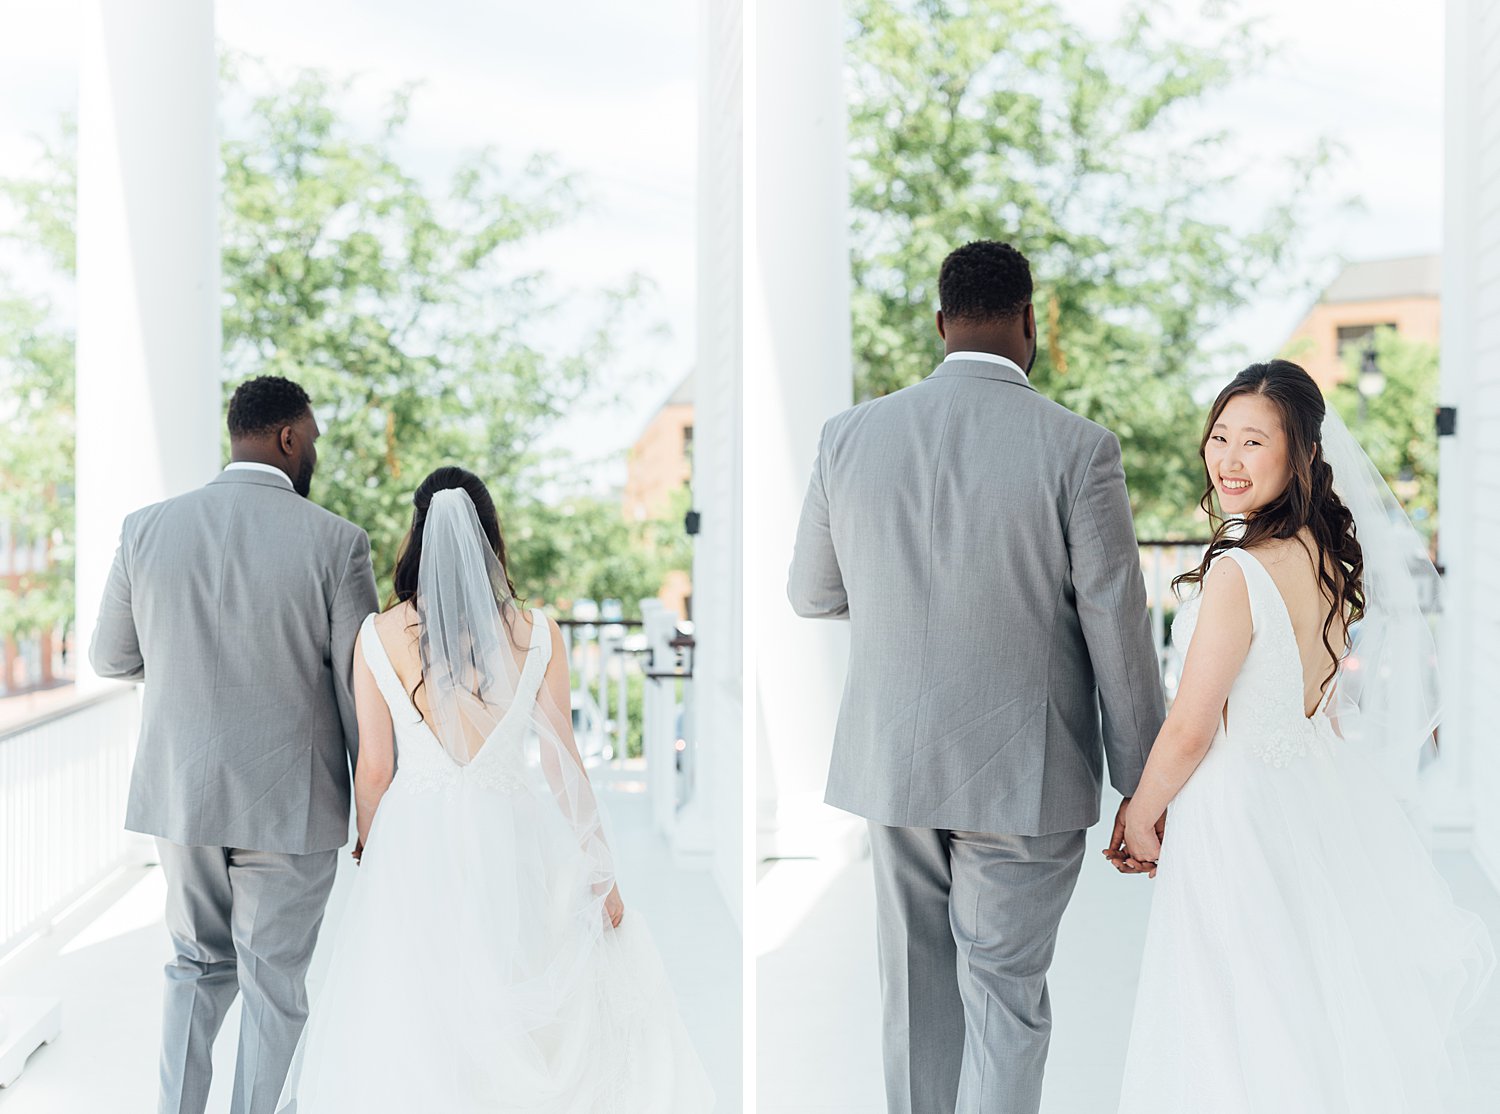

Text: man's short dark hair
xmin=938 ymin=240 xmax=1033 ymax=323
xmin=227 ymin=376 xmax=312 ymax=439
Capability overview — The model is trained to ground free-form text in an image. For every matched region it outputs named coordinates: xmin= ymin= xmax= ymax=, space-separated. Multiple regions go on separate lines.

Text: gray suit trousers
xmin=156 ymin=840 xmax=337 ymax=1114
xmin=869 ymin=823 xmax=1087 ymax=1114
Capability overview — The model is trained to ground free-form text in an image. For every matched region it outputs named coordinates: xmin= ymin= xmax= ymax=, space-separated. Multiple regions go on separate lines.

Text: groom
xmin=90 ymin=375 xmax=379 ymax=1114
xmin=788 ymin=241 xmax=1165 ymax=1114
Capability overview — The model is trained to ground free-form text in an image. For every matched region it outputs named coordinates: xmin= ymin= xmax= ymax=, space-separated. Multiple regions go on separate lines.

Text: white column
xmin=748 ymin=0 xmax=858 ymax=863
xmin=75 ymin=0 xmax=221 ymax=684
xmin=684 ymin=0 xmax=745 ymax=921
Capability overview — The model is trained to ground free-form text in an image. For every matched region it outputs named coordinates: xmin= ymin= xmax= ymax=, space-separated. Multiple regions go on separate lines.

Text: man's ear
xmin=1023 ymin=303 xmax=1036 ymax=340
xmin=935 ymin=309 xmax=946 ymax=340
xmin=279 ymin=425 xmax=296 ymax=456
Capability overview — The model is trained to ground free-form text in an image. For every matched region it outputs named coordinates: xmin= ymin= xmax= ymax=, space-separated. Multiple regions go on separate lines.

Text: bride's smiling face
xmin=1204 ymin=392 xmax=1292 ymax=517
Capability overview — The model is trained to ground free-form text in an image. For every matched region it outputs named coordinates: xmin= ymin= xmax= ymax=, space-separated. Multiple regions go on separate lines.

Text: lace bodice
xmin=1170 ymin=547 xmax=1335 ymax=768
xmin=358 ymin=607 xmax=552 ymax=795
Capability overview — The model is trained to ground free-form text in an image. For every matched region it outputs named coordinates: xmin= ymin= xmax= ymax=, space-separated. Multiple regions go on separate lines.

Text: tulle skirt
xmin=277 ymin=776 xmax=714 ymax=1113
xmin=1119 ymin=727 xmax=1493 ymax=1114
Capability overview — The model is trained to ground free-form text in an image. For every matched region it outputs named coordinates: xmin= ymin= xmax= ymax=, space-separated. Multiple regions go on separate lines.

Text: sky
xmin=0 ymin=0 xmax=1445 ymax=483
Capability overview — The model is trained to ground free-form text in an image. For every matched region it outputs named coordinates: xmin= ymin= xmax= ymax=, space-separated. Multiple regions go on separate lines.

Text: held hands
xmin=1123 ymin=811 xmax=1164 ymax=876
xmin=604 ymin=883 xmax=625 ymax=929
xmin=1102 ymin=797 xmax=1166 ymax=879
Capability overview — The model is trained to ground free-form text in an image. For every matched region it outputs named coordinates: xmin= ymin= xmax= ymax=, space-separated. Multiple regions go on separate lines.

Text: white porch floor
xmin=758 ymin=793 xmax=1500 ymax=1113
xmin=0 ymin=781 xmax=741 ymax=1113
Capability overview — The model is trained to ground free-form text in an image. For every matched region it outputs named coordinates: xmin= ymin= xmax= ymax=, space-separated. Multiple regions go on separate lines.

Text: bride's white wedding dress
xmin=277 ymin=608 xmax=714 ymax=1113
xmin=1119 ymin=547 xmax=1493 ymax=1114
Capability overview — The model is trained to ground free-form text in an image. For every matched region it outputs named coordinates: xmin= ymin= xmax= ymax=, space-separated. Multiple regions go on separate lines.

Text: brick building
xmin=624 ymin=374 xmax=693 ymax=619
xmin=1282 ymin=254 xmax=1440 ymax=390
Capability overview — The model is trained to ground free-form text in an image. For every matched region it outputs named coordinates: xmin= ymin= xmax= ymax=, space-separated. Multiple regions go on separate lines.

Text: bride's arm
xmin=1122 ymin=558 xmax=1253 ymax=867
xmin=536 ymin=618 xmax=593 ymax=780
xmin=535 ymin=617 xmax=624 ymax=926
xmin=351 ymin=631 xmax=395 ymax=858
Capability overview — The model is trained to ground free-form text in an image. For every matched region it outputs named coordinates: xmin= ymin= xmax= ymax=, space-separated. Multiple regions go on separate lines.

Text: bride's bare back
xmin=1242 ymin=529 xmax=1347 ymax=719
xmin=370 ymin=600 xmax=539 ymax=751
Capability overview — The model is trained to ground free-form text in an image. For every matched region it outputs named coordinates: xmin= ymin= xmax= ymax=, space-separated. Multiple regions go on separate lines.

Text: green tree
xmin=512 ymin=486 xmax=691 ymax=612
xmin=0 ymin=120 xmax=77 ymax=665
xmin=218 ymin=64 xmax=644 ymax=601
xmin=2 ymin=64 xmax=678 ymax=623
xmin=847 ymin=0 xmax=1336 ymax=536
xmin=1325 ymin=328 xmax=1439 ymax=542
xmin=0 ymin=292 xmax=75 ymax=654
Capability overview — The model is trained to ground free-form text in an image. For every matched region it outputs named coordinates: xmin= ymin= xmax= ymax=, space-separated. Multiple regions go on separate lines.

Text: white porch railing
xmin=1138 ymin=541 xmax=1210 ymax=701
xmin=0 ymin=686 xmax=144 ymax=1087
xmin=639 ymin=600 xmax=697 ymax=837
xmin=556 ymin=603 xmax=699 ymax=844
xmin=0 ymin=687 xmax=143 ymax=966
xmin=558 ymin=605 xmax=645 ymax=770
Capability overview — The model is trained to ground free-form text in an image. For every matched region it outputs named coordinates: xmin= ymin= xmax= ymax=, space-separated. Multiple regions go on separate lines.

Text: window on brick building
xmin=1336 ymin=322 xmax=1395 ymax=356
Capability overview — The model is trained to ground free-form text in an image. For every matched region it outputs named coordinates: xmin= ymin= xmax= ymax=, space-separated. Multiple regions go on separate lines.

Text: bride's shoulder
xmin=503 ymin=603 xmax=556 ymax=643
xmin=1198 ymin=551 xmax=1253 ymax=616
xmin=527 ymin=608 xmax=566 ymax=654
xmin=1204 ymin=550 xmax=1251 ymax=588
xmin=1178 ymin=554 xmax=1254 ymax=650
xmin=368 ymin=601 xmax=417 ymax=643
xmin=529 ymin=607 xmax=562 ymax=641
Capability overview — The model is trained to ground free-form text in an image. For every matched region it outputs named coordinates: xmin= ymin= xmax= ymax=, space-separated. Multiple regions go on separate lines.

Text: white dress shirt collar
xmin=941 ymin=350 xmax=1028 ymax=378
xmin=224 ymin=461 xmax=294 ymax=489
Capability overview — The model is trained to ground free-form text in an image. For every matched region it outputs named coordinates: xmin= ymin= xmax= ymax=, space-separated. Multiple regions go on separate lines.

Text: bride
xmin=1111 ymin=360 xmax=1493 ymax=1112
xmin=277 ymin=466 xmax=713 ymax=1113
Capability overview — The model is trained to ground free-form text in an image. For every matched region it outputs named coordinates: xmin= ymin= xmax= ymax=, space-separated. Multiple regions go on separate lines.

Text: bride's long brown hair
xmin=1173 ymin=360 xmax=1365 ymax=692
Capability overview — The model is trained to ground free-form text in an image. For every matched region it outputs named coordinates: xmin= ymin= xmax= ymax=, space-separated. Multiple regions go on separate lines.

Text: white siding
xmin=1442 ymin=0 xmax=1500 ymax=882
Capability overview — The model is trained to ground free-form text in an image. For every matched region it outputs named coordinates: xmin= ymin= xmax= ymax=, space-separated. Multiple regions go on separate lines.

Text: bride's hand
xmin=604 ymin=884 xmax=625 ymax=929
xmin=1123 ymin=815 xmax=1162 ymax=876
xmin=1103 ymin=798 xmax=1154 ymax=876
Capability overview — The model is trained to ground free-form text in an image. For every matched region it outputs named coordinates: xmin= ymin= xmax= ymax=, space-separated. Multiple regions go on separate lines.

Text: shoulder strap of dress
xmin=359 ymin=613 xmax=421 ymax=723
xmin=526 ymin=606 xmax=553 ymax=676
xmin=1215 ymin=548 xmax=1264 ymax=635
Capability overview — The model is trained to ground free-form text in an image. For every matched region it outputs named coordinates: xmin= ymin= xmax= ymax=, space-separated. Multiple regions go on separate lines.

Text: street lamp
xmin=1357 ymin=337 xmax=1386 ymax=424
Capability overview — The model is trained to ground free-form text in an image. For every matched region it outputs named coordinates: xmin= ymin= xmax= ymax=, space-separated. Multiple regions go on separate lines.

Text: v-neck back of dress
xmin=358 ymin=607 xmax=551 ymax=791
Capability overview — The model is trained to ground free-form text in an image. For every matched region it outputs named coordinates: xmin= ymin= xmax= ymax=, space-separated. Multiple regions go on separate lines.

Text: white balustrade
xmin=0 ymin=687 xmax=143 ymax=963
xmin=0 ymin=686 xmax=145 ymax=1087
xmin=557 ymin=604 xmax=698 ymax=846
xmin=641 ymin=601 xmax=682 ymax=836
xmin=1137 ymin=541 xmax=1211 ymax=700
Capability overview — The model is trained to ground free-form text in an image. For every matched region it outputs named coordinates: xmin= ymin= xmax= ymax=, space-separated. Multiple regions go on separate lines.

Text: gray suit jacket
xmin=90 ymin=468 xmax=380 ymax=854
xmin=788 ymin=357 xmax=1165 ymax=835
